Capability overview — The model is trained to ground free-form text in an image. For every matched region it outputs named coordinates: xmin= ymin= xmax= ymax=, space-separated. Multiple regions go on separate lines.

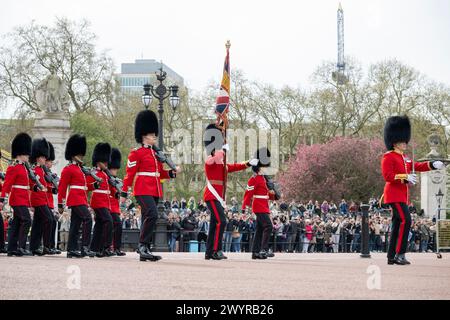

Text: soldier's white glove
xmin=248 ymin=158 xmax=259 ymax=166
xmin=407 ymin=174 xmax=418 ymax=185
xmin=222 ymin=144 xmax=229 ymax=152
xmin=432 ymin=161 xmax=445 ymax=170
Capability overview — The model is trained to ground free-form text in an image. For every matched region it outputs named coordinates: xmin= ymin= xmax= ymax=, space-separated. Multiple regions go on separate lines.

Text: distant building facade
xmin=117 ymin=59 xmax=184 ymax=94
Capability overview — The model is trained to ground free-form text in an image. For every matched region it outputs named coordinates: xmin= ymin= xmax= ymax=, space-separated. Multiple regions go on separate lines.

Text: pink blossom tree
xmin=278 ymin=137 xmax=386 ymax=203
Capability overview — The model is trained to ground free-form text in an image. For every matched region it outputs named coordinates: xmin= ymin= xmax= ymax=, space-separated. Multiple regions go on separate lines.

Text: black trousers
xmin=135 ymin=196 xmax=158 ymax=245
xmin=49 ymin=210 xmax=58 ymax=249
xmin=68 ymin=205 xmax=92 ymax=252
xmin=7 ymin=206 xmax=31 ymax=252
xmin=206 ymin=200 xmax=226 ymax=255
xmin=253 ymin=213 xmax=273 ymax=253
xmin=111 ymin=212 xmax=123 ymax=250
xmin=29 ymin=205 xmax=53 ymax=251
xmin=90 ymin=208 xmax=113 ymax=252
xmin=0 ymin=216 xmax=5 ymax=250
xmin=387 ymin=202 xmax=411 ymax=259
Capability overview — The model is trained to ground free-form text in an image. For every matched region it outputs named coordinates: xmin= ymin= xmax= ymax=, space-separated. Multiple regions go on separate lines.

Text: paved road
xmin=1 ymin=252 xmax=449 ymax=300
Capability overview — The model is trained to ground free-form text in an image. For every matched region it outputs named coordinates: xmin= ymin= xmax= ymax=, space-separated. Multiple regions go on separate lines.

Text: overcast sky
xmin=1 ymin=0 xmax=449 ymax=94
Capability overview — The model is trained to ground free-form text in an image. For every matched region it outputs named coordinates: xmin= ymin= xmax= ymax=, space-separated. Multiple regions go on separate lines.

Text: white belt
xmin=254 ymin=195 xmax=269 ymax=199
xmin=69 ymin=185 xmax=87 ymax=190
xmin=93 ymin=189 xmax=110 ymax=194
xmin=12 ymin=185 xmax=30 ymax=190
xmin=206 ymin=179 xmax=226 ymax=208
xmin=136 ymin=172 xmax=160 ymax=177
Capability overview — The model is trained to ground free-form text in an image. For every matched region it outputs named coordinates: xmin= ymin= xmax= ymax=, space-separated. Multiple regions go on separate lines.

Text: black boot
xmin=67 ymin=250 xmax=83 ymax=258
xmin=51 ymin=248 xmax=62 ymax=255
xmin=390 ymin=254 xmax=407 ymax=265
xmin=0 ymin=247 xmax=7 ymax=254
xmin=215 ymin=251 xmax=227 ymax=259
xmin=398 ymin=253 xmax=411 ymax=265
xmin=104 ymin=248 xmax=116 ymax=257
xmin=115 ymin=249 xmax=126 ymax=256
xmin=43 ymin=247 xmax=54 ymax=255
xmin=32 ymin=248 xmax=45 ymax=256
xmin=81 ymin=246 xmax=95 ymax=258
xmin=138 ymin=244 xmax=158 ymax=262
xmin=95 ymin=250 xmax=106 ymax=258
xmin=265 ymin=249 xmax=275 ymax=258
xmin=7 ymin=250 xmax=23 ymax=257
xmin=18 ymin=248 xmax=32 ymax=256
xmin=146 ymin=245 xmax=162 ymax=260
xmin=205 ymin=252 xmax=213 ymax=260
xmin=252 ymin=252 xmax=267 ymax=260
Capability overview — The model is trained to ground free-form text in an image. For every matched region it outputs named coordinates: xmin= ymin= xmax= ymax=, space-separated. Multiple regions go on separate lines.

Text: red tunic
xmin=0 ymin=162 xmax=31 ymax=207
xmin=109 ymin=184 xmax=120 ymax=214
xmin=203 ymin=150 xmax=249 ymax=202
xmin=381 ymin=150 xmax=432 ymax=204
xmin=122 ymin=146 xmax=172 ymax=198
xmin=30 ymin=165 xmax=49 ymax=207
xmin=47 ymin=179 xmax=55 ymax=209
xmin=58 ymin=163 xmax=88 ymax=207
xmin=87 ymin=169 xmax=110 ymax=210
xmin=242 ymin=174 xmax=275 ymax=214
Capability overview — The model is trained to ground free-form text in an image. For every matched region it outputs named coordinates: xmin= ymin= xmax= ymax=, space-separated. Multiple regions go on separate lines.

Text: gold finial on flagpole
xmin=225 ymin=40 xmax=231 ymax=49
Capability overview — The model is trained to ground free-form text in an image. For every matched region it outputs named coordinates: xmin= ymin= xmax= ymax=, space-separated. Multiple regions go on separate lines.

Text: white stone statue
xmin=35 ymin=71 xmax=70 ymax=113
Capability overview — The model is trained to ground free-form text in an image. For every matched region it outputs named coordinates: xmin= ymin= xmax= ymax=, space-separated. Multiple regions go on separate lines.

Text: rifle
xmin=264 ymin=175 xmax=282 ymax=200
xmin=97 ymin=163 xmax=123 ymax=195
xmin=42 ymin=165 xmax=59 ymax=190
xmin=152 ymin=145 xmax=177 ymax=171
xmin=23 ymin=161 xmax=45 ymax=191
xmin=73 ymin=156 xmax=103 ymax=184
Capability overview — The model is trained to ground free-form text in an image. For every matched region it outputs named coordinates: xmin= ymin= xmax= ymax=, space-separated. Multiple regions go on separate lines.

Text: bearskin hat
xmin=11 ymin=132 xmax=32 ymax=158
xmin=254 ymin=147 xmax=271 ymax=167
xmin=203 ymin=123 xmax=224 ymax=155
xmin=383 ymin=115 xmax=411 ymax=150
xmin=30 ymin=138 xmax=50 ymax=163
xmin=48 ymin=142 xmax=55 ymax=161
xmin=65 ymin=134 xmax=87 ymax=160
xmin=92 ymin=143 xmax=111 ymax=166
xmin=109 ymin=148 xmax=122 ymax=169
xmin=134 ymin=110 xmax=158 ymax=144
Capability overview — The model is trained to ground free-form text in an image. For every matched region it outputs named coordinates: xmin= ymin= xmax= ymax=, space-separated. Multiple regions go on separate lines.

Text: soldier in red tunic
xmin=242 ymin=148 xmax=279 ymax=260
xmin=58 ymin=134 xmax=95 ymax=258
xmin=0 ymin=156 xmax=7 ymax=254
xmin=203 ymin=123 xmax=258 ymax=260
xmin=45 ymin=142 xmax=61 ymax=254
xmin=28 ymin=138 xmax=54 ymax=256
xmin=382 ymin=116 xmax=445 ymax=265
xmin=0 ymin=133 xmax=33 ymax=256
xmin=120 ymin=110 xmax=179 ymax=262
xmin=109 ymin=148 xmax=125 ymax=256
xmin=88 ymin=143 xmax=114 ymax=257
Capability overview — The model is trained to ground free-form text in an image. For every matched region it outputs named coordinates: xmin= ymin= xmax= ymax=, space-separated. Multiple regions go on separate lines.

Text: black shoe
xmin=43 ymin=247 xmax=54 ymax=255
xmin=387 ymin=259 xmax=396 ymax=265
xmin=145 ymin=245 xmax=162 ymax=260
xmin=115 ymin=249 xmax=126 ymax=256
xmin=50 ymin=248 xmax=61 ymax=255
xmin=81 ymin=246 xmax=96 ymax=258
xmin=0 ymin=248 xmax=7 ymax=254
xmin=252 ymin=252 xmax=267 ymax=260
xmin=95 ymin=250 xmax=106 ymax=258
xmin=205 ymin=254 xmax=212 ymax=260
xmin=398 ymin=254 xmax=411 ymax=265
xmin=262 ymin=250 xmax=274 ymax=258
xmin=32 ymin=248 xmax=44 ymax=256
xmin=67 ymin=250 xmax=83 ymax=258
xmin=104 ymin=248 xmax=115 ymax=257
xmin=391 ymin=255 xmax=407 ymax=265
xmin=18 ymin=248 xmax=32 ymax=256
xmin=138 ymin=244 xmax=158 ymax=262
xmin=216 ymin=251 xmax=228 ymax=259
xmin=7 ymin=250 xmax=23 ymax=257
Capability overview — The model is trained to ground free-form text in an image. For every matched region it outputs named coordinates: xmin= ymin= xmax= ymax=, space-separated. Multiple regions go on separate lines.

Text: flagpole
xmin=222 ymin=40 xmax=231 ymax=205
